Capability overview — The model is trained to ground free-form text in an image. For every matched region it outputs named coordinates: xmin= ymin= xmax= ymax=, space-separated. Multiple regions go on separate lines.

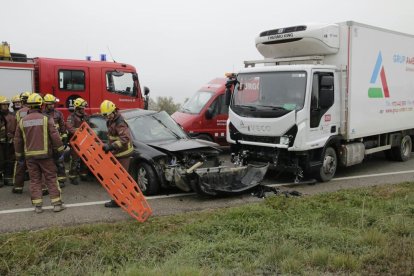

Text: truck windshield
xmin=180 ymin=90 xmax=214 ymax=114
xmin=232 ymin=71 xmax=307 ymax=114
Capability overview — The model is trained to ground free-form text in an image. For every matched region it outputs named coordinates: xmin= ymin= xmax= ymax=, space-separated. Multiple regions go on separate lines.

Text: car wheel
xmin=197 ymin=134 xmax=213 ymax=142
xmin=315 ymin=147 xmax=337 ymax=182
xmin=136 ymin=162 xmax=160 ymax=196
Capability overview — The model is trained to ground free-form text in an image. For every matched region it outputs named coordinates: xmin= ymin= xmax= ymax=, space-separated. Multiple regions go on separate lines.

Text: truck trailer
xmin=225 ymin=21 xmax=414 ymax=182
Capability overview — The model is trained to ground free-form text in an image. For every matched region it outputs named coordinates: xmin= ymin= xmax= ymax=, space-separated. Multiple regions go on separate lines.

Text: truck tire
xmin=197 ymin=134 xmax=213 ymax=142
xmin=136 ymin=162 xmax=160 ymax=196
xmin=391 ymin=135 xmax=412 ymax=162
xmin=316 ymin=147 xmax=337 ymax=182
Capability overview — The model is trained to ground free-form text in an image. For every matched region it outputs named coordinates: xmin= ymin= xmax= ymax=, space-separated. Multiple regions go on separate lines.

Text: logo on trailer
xmin=368 ymin=51 xmax=390 ymax=98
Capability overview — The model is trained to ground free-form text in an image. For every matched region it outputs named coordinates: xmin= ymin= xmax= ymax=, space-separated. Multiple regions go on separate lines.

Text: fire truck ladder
xmin=70 ymin=122 xmax=152 ymax=222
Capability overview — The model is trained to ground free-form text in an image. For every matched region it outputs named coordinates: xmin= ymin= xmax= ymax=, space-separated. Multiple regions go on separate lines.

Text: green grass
xmin=0 ymin=183 xmax=413 ymax=275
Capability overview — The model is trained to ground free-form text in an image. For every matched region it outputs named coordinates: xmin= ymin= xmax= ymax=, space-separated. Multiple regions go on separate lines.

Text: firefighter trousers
xmin=0 ymin=142 xmax=16 ymax=185
xmin=26 ymin=158 xmax=62 ymax=206
xmin=13 ymin=158 xmax=27 ymax=190
xmin=68 ymin=149 xmax=88 ymax=180
xmin=55 ymin=157 xmax=67 ymax=183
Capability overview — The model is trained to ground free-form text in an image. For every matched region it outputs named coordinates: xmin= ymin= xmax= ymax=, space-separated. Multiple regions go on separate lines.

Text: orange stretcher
xmin=70 ymin=122 xmax=152 ymax=222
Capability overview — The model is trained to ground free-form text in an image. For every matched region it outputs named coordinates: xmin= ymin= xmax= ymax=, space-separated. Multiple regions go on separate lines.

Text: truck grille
xmin=260 ymin=25 xmax=307 ymax=37
xmin=231 ymin=132 xmax=280 ymax=144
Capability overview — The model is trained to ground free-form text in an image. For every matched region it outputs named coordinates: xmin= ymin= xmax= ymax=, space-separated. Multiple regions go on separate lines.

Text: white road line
xmin=1 ymin=170 xmax=413 ymax=215
xmin=0 ymin=193 xmax=194 ymax=215
xmin=266 ymin=169 xmax=414 ymax=187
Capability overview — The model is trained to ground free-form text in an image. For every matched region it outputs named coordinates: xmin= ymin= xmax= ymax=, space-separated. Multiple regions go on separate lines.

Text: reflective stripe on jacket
xmin=107 ymin=113 xmax=133 ymax=158
xmin=14 ymin=109 xmax=64 ymax=159
xmin=16 ymin=106 xmax=29 ymax=122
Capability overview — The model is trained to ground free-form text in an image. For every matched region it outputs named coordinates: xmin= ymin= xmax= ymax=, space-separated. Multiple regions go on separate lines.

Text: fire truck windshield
xmin=106 ymin=71 xmax=137 ymax=97
xmin=180 ymin=90 xmax=214 ymax=114
xmin=232 ymin=71 xmax=307 ymax=114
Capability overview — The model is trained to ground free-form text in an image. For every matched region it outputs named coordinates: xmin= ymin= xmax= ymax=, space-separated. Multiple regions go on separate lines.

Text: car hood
xmin=171 ymin=111 xmax=198 ymax=129
xmin=146 ymin=138 xmax=219 ymax=152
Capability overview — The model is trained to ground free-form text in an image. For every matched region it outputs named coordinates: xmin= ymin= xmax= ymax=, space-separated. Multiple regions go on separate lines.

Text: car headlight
xmin=280 ymin=135 xmax=290 ymax=145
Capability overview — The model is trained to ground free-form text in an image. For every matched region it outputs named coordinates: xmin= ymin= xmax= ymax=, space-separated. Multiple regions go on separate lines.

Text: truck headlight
xmin=280 ymin=135 xmax=290 ymax=145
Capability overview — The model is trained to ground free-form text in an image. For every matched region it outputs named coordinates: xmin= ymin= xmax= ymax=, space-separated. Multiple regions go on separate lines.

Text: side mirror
xmin=132 ymin=73 xmax=138 ymax=81
xmin=205 ymin=108 xmax=213 ymax=120
xmin=225 ymin=88 xmax=232 ymax=106
xmin=144 ymin=86 xmax=150 ymax=96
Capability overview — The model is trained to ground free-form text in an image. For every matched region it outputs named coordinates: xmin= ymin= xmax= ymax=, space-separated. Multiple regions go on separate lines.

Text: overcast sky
xmin=2 ymin=0 xmax=414 ymax=103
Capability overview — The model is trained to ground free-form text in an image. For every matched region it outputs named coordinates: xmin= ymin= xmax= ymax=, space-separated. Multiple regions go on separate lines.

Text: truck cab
xmin=172 ymin=78 xmax=229 ymax=145
xmin=35 ymin=58 xmax=147 ymax=118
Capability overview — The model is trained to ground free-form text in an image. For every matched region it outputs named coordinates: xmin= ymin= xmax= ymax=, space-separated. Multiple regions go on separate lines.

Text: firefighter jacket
xmin=107 ymin=113 xmax=133 ymax=158
xmin=14 ymin=109 xmax=64 ymax=159
xmin=66 ymin=111 xmax=89 ymax=136
xmin=0 ymin=112 xmax=17 ymax=143
xmin=44 ymin=109 xmax=66 ymax=135
xmin=16 ymin=106 xmax=29 ymax=122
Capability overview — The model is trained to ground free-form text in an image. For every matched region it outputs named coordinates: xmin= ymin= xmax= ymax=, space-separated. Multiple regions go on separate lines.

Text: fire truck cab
xmin=0 ymin=42 xmax=148 ymax=117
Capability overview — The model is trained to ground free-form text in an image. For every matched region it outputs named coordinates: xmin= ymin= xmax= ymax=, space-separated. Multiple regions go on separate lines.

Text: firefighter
xmin=0 ymin=96 xmax=17 ymax=186
xmin=11 ymin=95 xmax=22 ymax=112
xmin=11 ymin=91 xmax=32 ymax=194
xmin=100 ymin=100 xmax=133 ymax=208
xmin=43 ymin=94 xmax=68 ymax=188
xmin=14 ymin=93 xmax=65 ymax=213
xmin=66 ymin=97 xmax=89 ymax=185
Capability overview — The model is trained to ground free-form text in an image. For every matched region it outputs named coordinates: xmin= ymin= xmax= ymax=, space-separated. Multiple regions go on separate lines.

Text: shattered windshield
xmin=180 ymin=91 xmax=214 ymax=114
xmin=232 ymin=71 xmax=307 ymax=111
xmin=127 ymin=111 xmax=188 ymax=142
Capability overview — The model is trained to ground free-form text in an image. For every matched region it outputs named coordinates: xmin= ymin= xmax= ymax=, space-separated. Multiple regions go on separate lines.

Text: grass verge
xmin=0 ymin=183 xmax=413 ymax=275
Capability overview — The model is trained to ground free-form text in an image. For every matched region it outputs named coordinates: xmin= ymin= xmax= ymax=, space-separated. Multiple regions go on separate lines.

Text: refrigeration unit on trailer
xmin=226 ymin=21 xmax=414 ymax=182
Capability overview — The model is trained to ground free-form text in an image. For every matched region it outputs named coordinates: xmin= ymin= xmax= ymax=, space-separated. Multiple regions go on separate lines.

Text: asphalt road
xmin=1 ymin=152 xmax=413 ymax=233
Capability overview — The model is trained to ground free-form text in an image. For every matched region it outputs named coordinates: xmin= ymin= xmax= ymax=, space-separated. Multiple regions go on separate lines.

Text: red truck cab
xmin=172 ymin=78 xmax=229 ymax=145
xmin=35 ymin=58 xmax=147 ymax=117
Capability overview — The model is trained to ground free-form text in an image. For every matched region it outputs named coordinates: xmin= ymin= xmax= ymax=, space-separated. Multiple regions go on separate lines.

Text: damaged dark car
xmin=89 ymin=109 xmax=221 ymax=195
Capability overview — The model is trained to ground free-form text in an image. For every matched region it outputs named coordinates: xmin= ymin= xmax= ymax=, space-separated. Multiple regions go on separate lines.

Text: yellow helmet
xmin=43 ymin=93 xmax=58 ymax=103
xmin=0 ymin=96 xmax=10 ymax=105
xmin=100 ymin=100 xmax=116 ymax=116
xmin=74 ymin=97 xmax=88 ymax=109
xmin=26 ymin=93 xmax=43 ymax=108
xmin=20 ymin=91 xmax=32 ymax=102
xmin=12 ymin=95 xmax=21 ymax=103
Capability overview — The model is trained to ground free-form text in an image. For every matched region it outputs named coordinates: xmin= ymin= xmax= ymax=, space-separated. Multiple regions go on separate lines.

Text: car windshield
xmin=232 ymin=71 xmax=307 ymax=111
xmin=180 ymin=90 xmax=214 ymax=114
xmin=126 ymin=111 xmax=188 ymax=142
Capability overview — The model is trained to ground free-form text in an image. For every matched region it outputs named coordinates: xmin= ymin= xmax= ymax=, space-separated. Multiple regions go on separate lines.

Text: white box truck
xmin=225 ymin=21 xmax=414 ymax=182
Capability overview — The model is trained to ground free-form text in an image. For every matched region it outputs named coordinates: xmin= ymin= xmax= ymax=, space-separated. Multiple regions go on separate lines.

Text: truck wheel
xmin=136 ymin=162 xmax=160 ymax=196
xmin=316 ymin=147 xmax=337 ymax=182
xmin=391 ymin=135 xmax=412 ymax=161
xmin=197 ymin=134 xmax=213 ymax=142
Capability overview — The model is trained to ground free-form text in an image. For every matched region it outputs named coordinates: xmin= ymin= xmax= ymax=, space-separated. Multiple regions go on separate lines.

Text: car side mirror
xmin=144 ymin=86 xmax=150 ymax=96
xmin=205 ymin=108 xmax=213 ymax=120
xmin=319 ymin=89 xmax=334 ymax=108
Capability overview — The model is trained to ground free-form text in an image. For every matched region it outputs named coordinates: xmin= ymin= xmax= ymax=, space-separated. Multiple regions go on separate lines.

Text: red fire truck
xmin=172 ymin=78 xmax=229 ymax=145
xmin=0 ymin=42 xmax=149 ymax=117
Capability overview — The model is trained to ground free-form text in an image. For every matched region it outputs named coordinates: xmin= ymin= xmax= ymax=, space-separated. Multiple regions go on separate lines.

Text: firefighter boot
xmin=104 ymin=200 xmax=120 ymax=208
xmin=34 ymin=206 xmax=43 ymax=214
xmin=12 ymin=187 xmax=23 ymax=194
xmin=53 ymin=204 xmax=66 ymax=212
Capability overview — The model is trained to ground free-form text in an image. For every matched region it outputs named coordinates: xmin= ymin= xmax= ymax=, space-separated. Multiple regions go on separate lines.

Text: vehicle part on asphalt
xmin=194 ymin=164 xmax=269 ymax=195
xmin=252 ymin=185 xmax=302 ymax=199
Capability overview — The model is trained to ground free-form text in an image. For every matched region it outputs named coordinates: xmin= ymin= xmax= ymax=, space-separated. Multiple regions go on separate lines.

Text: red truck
xmin=0 ymin=42 xmax=149 ymax=117
xmin=172 ymin=78 xmax=229 ymax=145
